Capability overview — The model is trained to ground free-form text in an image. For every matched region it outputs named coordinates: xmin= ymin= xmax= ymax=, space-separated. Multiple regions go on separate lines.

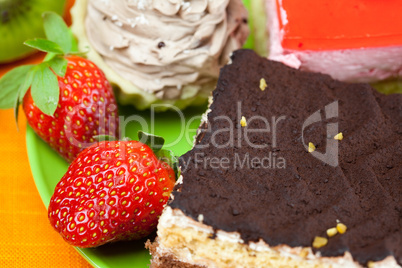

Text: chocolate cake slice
xmin=148 ymin=50 xmax=402 ymax=268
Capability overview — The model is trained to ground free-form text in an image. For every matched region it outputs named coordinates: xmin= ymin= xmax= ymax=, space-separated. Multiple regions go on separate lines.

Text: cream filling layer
xmin=156 ymin=206 xmax=400 ymax=268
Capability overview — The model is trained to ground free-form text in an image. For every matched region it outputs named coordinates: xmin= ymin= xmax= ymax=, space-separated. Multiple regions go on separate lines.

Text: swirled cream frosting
xmin=84 ymin=0 xmax=249 ymax=101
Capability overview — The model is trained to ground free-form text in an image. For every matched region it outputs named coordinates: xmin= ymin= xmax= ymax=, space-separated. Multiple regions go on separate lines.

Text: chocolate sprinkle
xmin=158 ymin=42 xmax=166 ymax=49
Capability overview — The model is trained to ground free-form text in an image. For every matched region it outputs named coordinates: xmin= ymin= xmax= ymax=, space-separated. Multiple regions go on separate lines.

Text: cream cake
xmin=71 ymin=0 xmax=249 ymax=110
xmin=262 ymin=0 xmax=402 ymax=83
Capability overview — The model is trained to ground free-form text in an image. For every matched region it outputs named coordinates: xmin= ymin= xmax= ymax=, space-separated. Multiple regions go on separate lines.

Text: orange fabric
xmin=0 ymin=109 xmax=92 ymax=268
xmin=0 ymin=0 xmax=91 ymax=266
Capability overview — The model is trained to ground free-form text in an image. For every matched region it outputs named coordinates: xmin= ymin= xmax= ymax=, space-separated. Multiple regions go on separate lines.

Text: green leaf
xmin=43 ymin=12 xmax=72 ymax=54
xmin=30 ymin=64 xmax=60 ymax=116
xmin=138 ymin=131 xmax=165 ymax=152
xmin=18 ymin=68 xmax=36 ymax=102
xmin=0 ymin=65 xmax=34 ymax=109
xmin=156 ymin=149 xmax=179 ymax=180
xmin=48 ymin=56 xmax=68 ymax=77
xmin=24 ymin=39 xmax=65 ymax=54
xmin=14 ymin=96 xmax=21 ymax=130
xmin=44 ymin=53 xmax=56 ymax=62
xmin=93 ymin=135 xmax=117 ymax=142
xmin=14 ymin=67 xmax=36 ymax=128
xmin=70 ymin=33 xmax=79 ymax=53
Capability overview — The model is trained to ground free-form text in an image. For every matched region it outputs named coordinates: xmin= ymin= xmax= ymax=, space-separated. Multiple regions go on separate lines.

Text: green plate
xmin=25 ymin=2 xmax=255 ymax=264
xmin=26 ymin=103 xmax=207 ymax=268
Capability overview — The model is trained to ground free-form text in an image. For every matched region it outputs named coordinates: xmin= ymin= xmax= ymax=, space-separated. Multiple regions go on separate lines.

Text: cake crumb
xmin=260 ymin=78 xmax=267 ymax=91
xmin=114 ymin=21 xmax=123 ymax=27
xmin=240 ymin=116 xmax=247 ymax=127
xmin=336 ymin=223 xmax=347 ymax=234
xmin=197 ymin=214 xmax=204 ymax=222
xmin=326 ymin=227 xmax=338 ymax=237
xmin=334 ymin=132 xmax=344 ymax=140
xmin=299 ymin=248 xmax=309 ymax=258
xmin=312 ymin=236 xmax=328 ymax=248
xmin=308 ymin=142 xmax=316 ymax=153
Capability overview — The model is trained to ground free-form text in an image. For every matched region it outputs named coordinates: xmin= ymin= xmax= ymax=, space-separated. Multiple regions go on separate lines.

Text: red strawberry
xmin=22 ymin=56 xmax=119 ymax=162
xmin=0 ymin=12 xmax=119 ymax=162
xmin=48 ymin=140 xmax=176 ymax=248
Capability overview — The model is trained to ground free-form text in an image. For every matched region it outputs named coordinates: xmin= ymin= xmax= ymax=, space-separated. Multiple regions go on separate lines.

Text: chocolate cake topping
xmin=170 ymin=50 xmax=402 ymax=265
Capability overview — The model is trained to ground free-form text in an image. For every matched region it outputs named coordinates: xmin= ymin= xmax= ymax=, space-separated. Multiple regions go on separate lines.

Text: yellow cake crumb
xmin=326 ymin=227 xmax=338 ymax=237
xmin=334 ymin=132 xmax=344 ymax=140
xmin=308 ymin=142 xmax=316 ymax=153
xmin=240 ymin=116 xmax=247 ymax=127
xmin=336 ymin=223 xmax=347 ymax=234
xmin=260 ymin=78 xmax=267 ymax=91
xmin=299 ymin=248 xmax=309 ymax=258
xmin=312 ymin=236 xmax=328 ymax=249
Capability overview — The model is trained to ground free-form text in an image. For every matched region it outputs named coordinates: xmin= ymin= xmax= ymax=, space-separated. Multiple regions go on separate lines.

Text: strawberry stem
xmin=137 ymin=131 xmax=165 ymax=153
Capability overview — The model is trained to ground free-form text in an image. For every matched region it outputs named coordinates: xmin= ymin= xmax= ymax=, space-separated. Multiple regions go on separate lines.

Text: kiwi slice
xmin=0 ymin=0 xmax=66 ymax=63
